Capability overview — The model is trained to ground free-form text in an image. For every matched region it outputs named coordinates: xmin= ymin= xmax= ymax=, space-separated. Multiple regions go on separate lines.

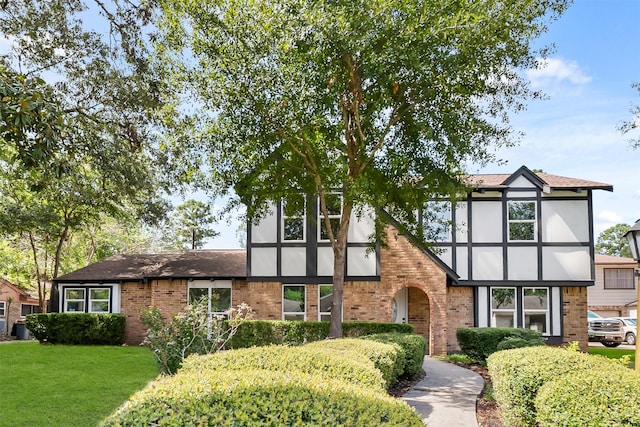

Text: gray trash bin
xmin=14 ymin=322 xmax=29 ymax=340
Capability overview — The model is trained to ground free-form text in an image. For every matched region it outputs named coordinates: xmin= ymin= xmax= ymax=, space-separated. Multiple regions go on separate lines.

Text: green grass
xmin=588 ymin=347 xmax=636 ymax=368
xmin=0 ymin=342 xmax=158 ymax=427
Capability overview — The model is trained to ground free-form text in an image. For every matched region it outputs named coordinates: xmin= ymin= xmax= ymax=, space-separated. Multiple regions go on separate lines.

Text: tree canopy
xmin=157 ymin=0 xmax=570 ymax=336
xmin=595 ymin=223 xmax=632 ymax=258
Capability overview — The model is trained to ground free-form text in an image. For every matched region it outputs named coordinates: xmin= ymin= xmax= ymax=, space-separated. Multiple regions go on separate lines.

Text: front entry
xmin=392 ymin=288 xmax=408 ymax=323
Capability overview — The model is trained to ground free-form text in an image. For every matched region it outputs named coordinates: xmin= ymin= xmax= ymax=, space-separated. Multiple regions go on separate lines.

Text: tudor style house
xmin=50 ymin=166 xmax=612 ymax=354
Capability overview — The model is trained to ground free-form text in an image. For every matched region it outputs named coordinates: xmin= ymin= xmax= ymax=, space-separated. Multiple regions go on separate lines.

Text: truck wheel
xmin=602 ymin=341 xmax=621 ymax=348
xmin=626 ymin=333 xmax=636 ymax=346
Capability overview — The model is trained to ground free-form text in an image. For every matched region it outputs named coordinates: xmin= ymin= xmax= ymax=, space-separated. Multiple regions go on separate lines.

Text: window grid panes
xmin=508 ymin=201 xmax=536 ymax=241
xmin=604 ymin=269 xmax=635 ymax=289
xmin=188 ymin=283 xmax=232 ymax=319
xmin=282 ymin=195 xmax=305 ymax=241
xmin=89 ymin=288 xmax=110 ymax=313
xmin=0 ymin=301 xmax=5 ymax=317
xmin=423 ymin=201 xmax=452 ymax=242
xmin=283 ymin=285 xmax=305 ymax=321
xmin=491 ymin=288 xmax=516 ymax=327
xmin=319 ymin=285 xmax=333 ymax=321
xmin=21 ymin=304 xmax=41 ymax=316
xmin=523 ymin=288 xmax=548 ymax=334
xmin=319 ymin=193 xmax=342 ymax=241
xmin=65 ymin=289 xmax=86 ymax=312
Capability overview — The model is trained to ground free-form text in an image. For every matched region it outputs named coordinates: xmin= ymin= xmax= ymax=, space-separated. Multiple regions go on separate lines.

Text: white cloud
xmin=597 ymin=210 xmax=623 ymax=223
xmin=526 ymin=58 xmax=591 ymax=89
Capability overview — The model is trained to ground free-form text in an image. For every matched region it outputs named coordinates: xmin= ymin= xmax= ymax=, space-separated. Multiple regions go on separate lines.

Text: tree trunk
xmin=328 ymin=203 xmax=353 ymax=338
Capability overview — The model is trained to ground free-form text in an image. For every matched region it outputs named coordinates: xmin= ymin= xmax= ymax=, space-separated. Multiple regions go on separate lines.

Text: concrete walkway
xmin=403 ymin=357 xmax=484 ymax=427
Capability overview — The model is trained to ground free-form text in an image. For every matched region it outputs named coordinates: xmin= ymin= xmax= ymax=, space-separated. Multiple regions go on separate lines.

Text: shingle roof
xmin=594 ymin=254 xmax=637 ymax=265
xmin=466 ymin=167 xmax=613 ymax=191
xmin=55 ymin=250 xmax=247 ymax=283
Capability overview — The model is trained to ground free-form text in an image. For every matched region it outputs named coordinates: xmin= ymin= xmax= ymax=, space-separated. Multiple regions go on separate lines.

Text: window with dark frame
xmin=603 ymin=268 xmax=635 ymax=289
xmin=283 ymin=285 xmax=305 ymax=320
xmin=0 ymin=301 xmax=5 ymax=317
xmin=319 ymin=193 xmax=342 ymax=241
xmin=282 ymin=194 xmax=306 ymax=241
xmin=508 ymin=201 xmax=536 ymax=241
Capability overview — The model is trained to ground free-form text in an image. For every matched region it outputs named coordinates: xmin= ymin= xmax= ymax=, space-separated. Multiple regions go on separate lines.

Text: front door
xmin=392 ymin=288 xmax=408 ymax=323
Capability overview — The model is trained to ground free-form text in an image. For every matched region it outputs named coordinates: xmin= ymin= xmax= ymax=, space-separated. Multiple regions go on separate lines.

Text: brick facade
xmin=562 ymin=286 xmax=589 ymax=352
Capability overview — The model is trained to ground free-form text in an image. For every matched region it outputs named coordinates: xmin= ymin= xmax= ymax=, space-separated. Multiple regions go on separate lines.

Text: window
xmin=523 ymin=288 xmax=548 ymax=334
xmin=65 ymin=289 xmax=85 ymax=312
xmin=424 ymin=201 xmax=452 ymax=242
xmin=604 ymin=269 xmax=635 ymax=289
xmin=491 ymin=288 xmax=516 ymax=327
xmin=90 ymin=288 xmax=111 ymax=313
xmin=63 ymin=287 xmax=112 ymax=313
xmin=318 ymin=193 xmax=342 ymax=241
xmin=319 ymin=285 xmax=333 ymax=321
xmin=282 ymin=195 xmax=306 ymax=241
xmin=508 ymin=201 xmax=536 ymax=241
xmin=188 ymin=281 xmax=232 ymax=319
xmin=0 ymin=301 xmax=5 ymax=317
xmin=21 ymin=304 xmax=41 ymax=316
xmin=283 ymin=285 xmax=305 ymax=320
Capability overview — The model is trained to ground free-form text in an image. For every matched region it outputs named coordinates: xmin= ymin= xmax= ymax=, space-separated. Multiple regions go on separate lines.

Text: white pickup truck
xmin=588 ymin=317 xmax=625 ymax=347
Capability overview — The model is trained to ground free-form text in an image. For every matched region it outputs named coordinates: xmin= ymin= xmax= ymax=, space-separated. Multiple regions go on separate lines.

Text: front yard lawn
xmin=588 ymin=347 xmax=635 ymax=368
xmin=0 ymin=342 xmax=158 ymax=427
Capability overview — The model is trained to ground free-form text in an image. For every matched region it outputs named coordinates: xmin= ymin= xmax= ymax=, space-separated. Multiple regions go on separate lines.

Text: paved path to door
xmin=403 ymin=357 xmax=484 ymax=426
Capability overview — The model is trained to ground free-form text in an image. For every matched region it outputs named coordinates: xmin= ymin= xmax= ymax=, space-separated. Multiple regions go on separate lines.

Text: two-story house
xmin=589 ymin=254 xmax=639 ymax=318
xmin=50 ymin=166 xmax=612 ymax=354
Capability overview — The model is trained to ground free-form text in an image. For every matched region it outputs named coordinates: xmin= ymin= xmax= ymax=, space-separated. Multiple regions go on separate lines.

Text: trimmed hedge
xmin=488 ymin=346 xmax=623 ymax=426
xmin=226 ymin=320 xmax=414 ymax=348
xmin=101 ymin=368 xmax=423 ymax=426
xmin=535 ymin=368 xmax=640 ymax=426
xmin=362 ymin=333 xmax=426 ymax=377
xmin=304 ymin=338 xmax=403 ymax=388
xmin=181 ymin=345 xmax=386 ymax=391
xmin=456 ymin=327 xmax=544 ymax=362
xmin=26 ymin=313 xmax=125 ymax=345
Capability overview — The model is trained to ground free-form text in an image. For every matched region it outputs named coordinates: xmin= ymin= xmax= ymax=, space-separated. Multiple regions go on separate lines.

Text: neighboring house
xmin=589 ymin=254 xmax=639 ymax=318
xmin=51 ymin=166 xmax=612 ymax=354
xmin=0 ymin=278 xmax=41 ymax=336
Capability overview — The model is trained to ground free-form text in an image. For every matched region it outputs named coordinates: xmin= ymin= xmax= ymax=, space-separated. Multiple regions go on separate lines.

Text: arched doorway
xmin=392 ymin=286 xmax=430 ymax=349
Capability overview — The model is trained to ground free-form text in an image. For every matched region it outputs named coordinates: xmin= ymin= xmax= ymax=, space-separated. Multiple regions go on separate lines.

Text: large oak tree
xmin=157 ymin=0 xmax=570 ymax=337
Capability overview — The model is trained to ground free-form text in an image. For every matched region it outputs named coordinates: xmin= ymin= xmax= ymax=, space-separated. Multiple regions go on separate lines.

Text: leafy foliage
xmin=141 ymin=301 xmax=253 ymax=375
xmin=595 ymin=223 xmax=632 ymax=258
xmin=362 ymin=333 xmax=427 ymax=378
xmin=456 ymin=327 xmax=544 ymax=363
xmin=156 ymin=0 xmax=570 ymax=337
xmin=25 ymin=313 xmax=125 ymax=344
xmin=161 ymin=199 xmax=220 ymax=250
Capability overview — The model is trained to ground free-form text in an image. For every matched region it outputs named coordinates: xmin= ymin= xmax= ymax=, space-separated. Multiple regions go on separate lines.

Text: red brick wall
xmin=120 ymin=281 xmax=152 ymax=344
xmin=563 ymin=286 xmax=588 ymax=351
xmin=446 ymin=286 xmax=474 ymax=353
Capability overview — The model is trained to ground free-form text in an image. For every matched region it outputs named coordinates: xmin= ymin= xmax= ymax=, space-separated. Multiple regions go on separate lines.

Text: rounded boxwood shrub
xmin=181 ymin=345 xmax=386 ymax=391
xmin=362 ymin=333 xmax=426 ymax=377
xmin=487 ymin=346 xmax=621 ymax=427
xmin=535 ymin=368 xmax=640 ymax=426
xmin=457 ymin=327 xmax=543 ymax=362
xmin=304 ymin=338 xmax=403 ymax=388
xmin=495 ymin=336 xmax=545 ymax=352
xmin=101 ymin=368 xmax=423 ymax=427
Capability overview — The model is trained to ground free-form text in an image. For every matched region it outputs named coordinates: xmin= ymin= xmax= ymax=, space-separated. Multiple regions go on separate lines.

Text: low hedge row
xmin=226 ymin=320 xmax=414 ymax=348
xmin=535 ymin=368 xmax=640 ymax=426
xmin=456 ymin=327 xmax=544 ymax=362
xmin=487 ymin=346 xmax=629 ymax=426
xmin=102 ymin=339 xmax=423 ymax=426
xmin=181 ymin=345 xmax=387 ymax=391
xmin=25 ymin=313 xmax=125 ymax=345
xmin=363 ymin=333 xmax=427 ymax=378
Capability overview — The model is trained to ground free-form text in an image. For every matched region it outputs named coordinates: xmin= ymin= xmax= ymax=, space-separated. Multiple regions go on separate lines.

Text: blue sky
xmin=207 ymin=0 xmax=640 ymax=248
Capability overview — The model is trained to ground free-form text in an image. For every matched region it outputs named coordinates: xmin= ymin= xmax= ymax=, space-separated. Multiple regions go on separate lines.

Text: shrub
xmin=101 ymin=368 xmax=423 ymax=427
xmin=456 ymin=327 xmax=543 ymax=362
xmin=362 ymin=333 xmax=426 ymax=377
xmin=141 ymin=302 xmax=252 ymax=375
xmin=227 ymin=320 xmax=414 ymax=348
xmin=496 ymin=336 xmax=545 ymax=352
xmin=181 ymin=344 xmax=386 ymax=391
xmin=26 ymin=313 xmax=125 ymax=345
xmin=304 ymin=338 xmax=403 ymax=388
xmin=487 ymin=346 xmax=622 ymax=426
xmin=535 ymin=368 xmax=640 ymax=426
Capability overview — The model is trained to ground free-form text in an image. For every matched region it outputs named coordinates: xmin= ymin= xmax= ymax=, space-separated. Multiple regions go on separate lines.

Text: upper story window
xmin=424 ymin=201 xmax=452 ymax=242
xmin=604 ymin=268 xmax=635 ymax=289
xmin=282 ymin=194 xmax=306 ymax=241
xmin=188 ymin=281 xmax=232 ymax=318
xmin=318 ymin=193 xmax=342 ymax=241
xmin=508 ymin=201 xmax=536 ymax=241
